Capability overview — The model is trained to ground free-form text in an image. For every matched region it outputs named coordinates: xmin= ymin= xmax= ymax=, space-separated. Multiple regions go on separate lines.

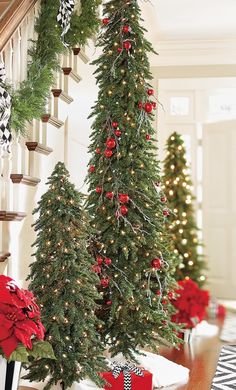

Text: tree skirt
xmin=211 ymin=345 xmax=236 ymax=389
xmin=220 ymin=315 xmax=236 ymax=343
xmin=20 ymin=351 xmax=189 ymax=389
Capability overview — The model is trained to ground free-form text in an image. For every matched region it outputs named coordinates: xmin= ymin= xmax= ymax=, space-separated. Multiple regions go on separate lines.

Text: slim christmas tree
xmin=86 ymin=0 xmax=180 ymax=358
xmin=25 ymin=162 xmax=106 ymax=390
xmin=162 ymin=132 xmax=206 ymax=287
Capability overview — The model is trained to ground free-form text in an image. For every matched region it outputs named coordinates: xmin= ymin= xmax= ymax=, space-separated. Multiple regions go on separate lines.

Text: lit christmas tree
xmin=162 ymin=132 xmax=206 ymax=287
xmin=25 ymin=162 xmax=106 ymax=390
xmin=86 ymin=0 xmax=180 ymax=359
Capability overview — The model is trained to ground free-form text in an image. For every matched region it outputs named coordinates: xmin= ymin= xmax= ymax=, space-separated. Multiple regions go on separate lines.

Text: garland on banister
xmin=7 ymin=0 xmax=101 ymax=136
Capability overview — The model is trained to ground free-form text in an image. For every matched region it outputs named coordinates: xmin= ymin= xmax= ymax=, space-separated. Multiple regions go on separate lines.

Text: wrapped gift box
xmin=100 ymin=370 xmax=152 ymax=390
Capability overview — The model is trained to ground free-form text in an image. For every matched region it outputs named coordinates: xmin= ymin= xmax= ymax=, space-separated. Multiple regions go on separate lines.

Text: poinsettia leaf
xmin=8 ymin=344 xmax=29 ymax=363
xmin=30 ymin=341 xmax=56 ymax=360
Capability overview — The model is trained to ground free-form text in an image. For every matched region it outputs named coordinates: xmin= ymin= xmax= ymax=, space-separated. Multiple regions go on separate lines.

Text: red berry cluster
xmin=138 ymin=89 xmax=157 ymax=114
xmin=92 ymin=256 xmax=113 ymax=290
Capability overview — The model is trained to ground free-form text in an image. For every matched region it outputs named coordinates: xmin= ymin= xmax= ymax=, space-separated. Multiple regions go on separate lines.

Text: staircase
xmin=0 ymin=0 xmax=94 ymax=281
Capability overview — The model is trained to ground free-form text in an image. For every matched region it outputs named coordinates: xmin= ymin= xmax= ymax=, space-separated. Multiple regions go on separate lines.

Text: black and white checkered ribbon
xmin=57 ymin=0 xmax=75 ymax=40
xmin=0 ymin=59 xmax=12 ymax=152
xmin=112 ymin=362 xmax=144 ymax=390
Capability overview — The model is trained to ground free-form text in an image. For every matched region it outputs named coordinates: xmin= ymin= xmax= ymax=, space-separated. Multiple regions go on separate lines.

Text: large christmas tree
xmin=86 ymin=0 xmax=180 ymax=359
xmin=162 ymin=132 xmax=206 ymax=287
xmin=25 ymin=162 xmax=106 ymax=390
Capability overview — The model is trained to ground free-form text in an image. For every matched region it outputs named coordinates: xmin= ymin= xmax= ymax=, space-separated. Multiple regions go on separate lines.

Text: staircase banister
xmin=0 ymin=0 xmax=38 ymax=51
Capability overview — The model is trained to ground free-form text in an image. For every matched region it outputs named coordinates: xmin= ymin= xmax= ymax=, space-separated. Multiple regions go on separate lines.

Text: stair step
xmin=62 ymin=67 xmax=81 ymax=83
xmin=0 ymin=211 xmax=26 ymax=221
xmin=41 ymin=114 xmax=63 ymax=129
xmin=0 ymin=252 xmax=10 ymax=262
xmin=25 ymin=142 xmax=53 ymax=155
xmin=51 ymin=89 xmax=73 ymax=104
xmin=73 ymin=47 xmax=89 ymax=64
xmin=10 ymin=174 xmax=40 ymax=186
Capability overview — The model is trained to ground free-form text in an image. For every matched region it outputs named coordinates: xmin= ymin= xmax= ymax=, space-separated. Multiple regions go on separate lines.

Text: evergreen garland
xmin=8 ymin=0 xmax=101 ymax=135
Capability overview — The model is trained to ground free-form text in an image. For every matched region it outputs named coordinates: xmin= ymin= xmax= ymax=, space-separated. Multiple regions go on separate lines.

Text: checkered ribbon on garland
xmin=0 ymin=59 xmax=12 ymax=152
xmin=112 ymin=362 xmax=144 ymax=390
xmin=57 ymin=0 xmax=75 ymax=41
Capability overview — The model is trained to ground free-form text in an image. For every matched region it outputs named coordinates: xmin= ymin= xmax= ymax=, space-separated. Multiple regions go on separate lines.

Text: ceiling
xmin=140 ymin=0 xmax=236 ymax=42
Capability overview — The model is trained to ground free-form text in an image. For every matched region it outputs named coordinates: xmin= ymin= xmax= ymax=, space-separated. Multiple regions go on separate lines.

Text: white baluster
xmin=69 ymin=50 xmax=73 ymax=68
xmin=41 ymin=121 xmax=47 ymax=145
xmin=20 ymin=20 xmax=28 ymax=81
xmin=12 ymin=31 xmax=20 ymax=87
xmin=33 ymin=119 xmax=40 ymax=143
xmin=59 ymin=55 xmax=64 ymax=90
xmin=3 ymin=40 xmax=13 ymax=82
xmin=11 ymin=135 xmax=22 ymax=174
xmin=45 ymin=95 xmax=52 ymax=115
xmin=62 ymin=53 xmax=69 ymax=68
xmin=73 ymin=49 xmax=78 ymax=74
xmin=20 ymin=138 xmax=29 ymax=176
xmin=1 ymin=149 xmax=13 ymax=211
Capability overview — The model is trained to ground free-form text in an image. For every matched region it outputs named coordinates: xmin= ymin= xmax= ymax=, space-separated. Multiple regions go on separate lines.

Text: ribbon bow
xmin=57 ymin=0 xmax=75 ymax=43
xmin=0 ymin=58 xmax=12 ymax=152
xmin=112 ymin=362 xmax=144 ymax=390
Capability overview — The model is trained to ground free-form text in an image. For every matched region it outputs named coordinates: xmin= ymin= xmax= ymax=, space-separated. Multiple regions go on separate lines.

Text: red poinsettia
xmin=0 ymin=275 xmax=45 ymax=358
xmin=170 ymin=278 xmax=209 ymax=329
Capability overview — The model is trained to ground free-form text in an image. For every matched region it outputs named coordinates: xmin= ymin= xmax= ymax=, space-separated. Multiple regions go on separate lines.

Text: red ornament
xmin=102 ymin=18 xmax=110 ymax=25
xmin=152 ymin=101 xmax=157 ymax=109
xmin=160 ymin=196 xmax=167 ymax=203
xmin=163 ymin=209 xmax=170 ymax=217
xmin=120 ymin=205 xmax=128 ymax=215
xmin=100 ymin=278 xmax=109 ymax=288
xmin=104 ymin=257 xmax=112 ymax=265
xmin=92 ymin=265 xmax=101 ymax=273
xmin=122 ymin=25 xmax=130 ymax=33
xmin=138 ymin=102 xmax=143 ymax=109
xmin=112 ymin=121 xmax=118 ymax=128
xmin=168 ymin=291 xmax=174 ymax=300
xmin=117 ymin=47 xmax=122 ymax=53
xmin=151 ymin=258 xmax=162 ymax=269
xmin=97 ymin=257 xmax=103 ymax=265
xmin=106 ymin=192 xmax=114 ymax=200
xmin=104 ymin=149 xmax=113 ymax=158
xmin=115 ymin=130 xmax=122 ymax=137
xmin=119 ymin=193 xmax=130 ymax=203
xmin=146 ymin=134 xmax=151 ymax=141
xmin=147 ymin=88 xmax=154 ymax=95
xmin=95 ymin=187 xmax=102 ymax=194
xmin=123 ymin=41 xmax=132 ymax=51
xmin=162 ymin=299 xmax=168 ymax=305
xmin=89 ymin=165 xmax=95 ymax=173
xmin=95 ymin=148 xmax=101 ymax=154
xmin=144 ymin=102 xmax=153 ymax=113
xmin=106 ymin=300 xmax=112 ymax=306
xmin=106 ymin=138 xmax=116 ymax=149
xmin=156 ymin=290 xmax=161 ymax=296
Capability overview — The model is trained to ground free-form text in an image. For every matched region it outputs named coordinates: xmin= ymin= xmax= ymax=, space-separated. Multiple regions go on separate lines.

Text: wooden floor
xmin=159 ymin=319 xmax=225 ymax=390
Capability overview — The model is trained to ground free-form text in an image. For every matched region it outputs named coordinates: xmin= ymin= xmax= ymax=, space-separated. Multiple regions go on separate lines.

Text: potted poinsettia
xmin=170 ymin=278 xmax=209 ymax=342
xmin=0 ymin=275 xmax=55 ymax=390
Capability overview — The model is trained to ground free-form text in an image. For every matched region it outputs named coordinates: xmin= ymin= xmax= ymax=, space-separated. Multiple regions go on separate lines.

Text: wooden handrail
xmin=0 ymin=0 xmax=38 ymax=51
